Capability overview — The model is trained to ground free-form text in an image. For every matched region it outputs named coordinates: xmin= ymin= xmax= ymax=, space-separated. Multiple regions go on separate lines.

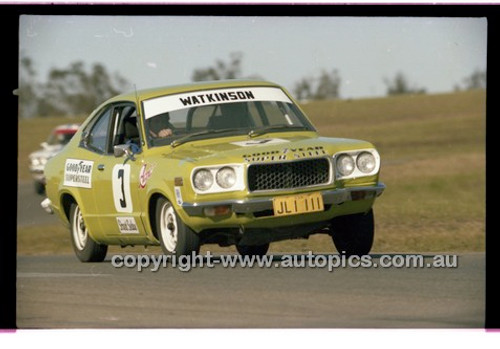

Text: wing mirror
xmin=114 ymin=144 xmax=136 ymax=162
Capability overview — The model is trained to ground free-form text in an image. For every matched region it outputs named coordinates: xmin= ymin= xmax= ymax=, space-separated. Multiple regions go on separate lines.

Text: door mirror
xmin=114 ymin=144 xmax=136 ymax=162
xmin=114 ymin=144 xmax=131 ymax=157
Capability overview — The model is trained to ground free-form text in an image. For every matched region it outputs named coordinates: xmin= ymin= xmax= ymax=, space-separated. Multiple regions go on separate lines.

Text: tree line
xmin=18 ymin=52 xmax=486 ymax=118
xmin=18 ymin=57 xmax=130 ymax=118
xmin=191 ymin=52 xmax=486 ymax=99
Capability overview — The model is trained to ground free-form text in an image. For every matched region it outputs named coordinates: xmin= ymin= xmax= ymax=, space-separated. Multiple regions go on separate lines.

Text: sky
xmin=19 ymin=15 xmax=487 ymax=99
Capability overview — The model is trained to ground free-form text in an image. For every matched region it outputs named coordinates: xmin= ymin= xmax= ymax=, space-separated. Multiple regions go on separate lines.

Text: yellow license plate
xmin=273 ymin=192 xmax=324 ymax=217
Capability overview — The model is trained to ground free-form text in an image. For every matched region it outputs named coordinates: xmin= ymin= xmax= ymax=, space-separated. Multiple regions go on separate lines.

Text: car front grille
xmin=247 ymin=158 xmax=331 ymax=192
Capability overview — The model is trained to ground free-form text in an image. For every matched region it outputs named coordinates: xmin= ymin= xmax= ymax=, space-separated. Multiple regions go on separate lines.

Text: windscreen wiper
xmin=171 ymin=128 xmax=241 ymax=147
xmin=248 ymin=125 xmax=309 ymax=138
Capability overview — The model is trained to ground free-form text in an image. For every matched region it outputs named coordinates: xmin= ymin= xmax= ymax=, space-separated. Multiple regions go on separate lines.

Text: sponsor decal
xmin=64 ymin=159 xmax=93 ymax=188
xmin=179 ymin=90 xmax=255 ymax=107
xmin=242 ymin=146 xmax=327 ymax=162
xmin=139 ymin=163 xmax=156 ymax=188
xmin=116 ymin=217 xmax=139 ymax=234
xmin=287 ymin=146 xmax=327 ymax=159
xmin=231 ymin=138 xmax=290 ymax=147
xmin=143 ymin=87 xmax=292 ymax=119
xmin=174 ymin=186 xmax=183 ymax=205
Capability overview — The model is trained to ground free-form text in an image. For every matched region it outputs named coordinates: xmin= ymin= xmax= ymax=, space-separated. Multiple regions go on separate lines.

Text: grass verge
xmin=17 ymin=90 xmax=485 ymax=255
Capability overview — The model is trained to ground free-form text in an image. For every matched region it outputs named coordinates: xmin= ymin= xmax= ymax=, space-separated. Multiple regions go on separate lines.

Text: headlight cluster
xmin=193 ymin=169 xmax=214 ymax=191
xmin=215 ymin=167 xmax=237 ymax=189
xmin=336 ymin=154 xmax=355 ymax=176
xmin=192 ymin=165 xmax=243 ymax=193
xmin=335 ymin=150 xmax=379 ymax=179
xmin=356 ymin=152 xmax=376 ymax=173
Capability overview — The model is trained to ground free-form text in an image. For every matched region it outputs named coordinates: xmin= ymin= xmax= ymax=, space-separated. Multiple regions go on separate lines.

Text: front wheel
xmin=330 ymin=209 xmax=374 ymax=256
xmin=156 ymin=197 xmax=200 ymax=258
xmin=70 ymin=203 xmax=108 ymax=262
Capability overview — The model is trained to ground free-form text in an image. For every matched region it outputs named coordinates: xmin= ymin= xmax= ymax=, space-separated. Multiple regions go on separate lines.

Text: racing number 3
xmin=112 ymin=164 xmax=133 ymax=213
xmin=118 ymin=169 xmax=126 ymax=208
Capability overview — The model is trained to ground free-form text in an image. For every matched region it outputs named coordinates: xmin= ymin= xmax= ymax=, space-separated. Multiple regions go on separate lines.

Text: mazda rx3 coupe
xmin=41 ymin=80 xmax=385 ymax=262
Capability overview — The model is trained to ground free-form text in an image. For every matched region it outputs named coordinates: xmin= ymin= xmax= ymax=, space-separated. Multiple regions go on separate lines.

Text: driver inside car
xmin=148 ymin=112 xmax=175 ymax=138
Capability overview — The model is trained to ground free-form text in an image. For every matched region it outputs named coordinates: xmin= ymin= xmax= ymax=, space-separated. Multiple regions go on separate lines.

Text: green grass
xmin=17 ymin=90 xmax=486 ymax=254
xmin=299 ymin=90 xmax=486 ymax=253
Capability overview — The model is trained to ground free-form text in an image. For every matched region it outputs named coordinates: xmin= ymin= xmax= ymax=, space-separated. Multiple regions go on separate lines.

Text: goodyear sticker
xmin=63 ymin=159 xmax=93 ymax=188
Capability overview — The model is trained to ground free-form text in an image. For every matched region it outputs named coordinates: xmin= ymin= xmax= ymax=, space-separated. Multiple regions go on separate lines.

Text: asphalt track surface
xmin=16 ymin=182 xmax=485 ymax=328
xmin=17 ymin=181 xmax=59 ymax=227
xmin=17 ymin=253 xmax=485 ymax=328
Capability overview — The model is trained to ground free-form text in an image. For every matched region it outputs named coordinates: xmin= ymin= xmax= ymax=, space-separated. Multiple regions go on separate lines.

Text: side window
xmin=111 ymin=104 xmax=141 ymax=150
xmin=87 ymin=108 xmax=112 ymax=153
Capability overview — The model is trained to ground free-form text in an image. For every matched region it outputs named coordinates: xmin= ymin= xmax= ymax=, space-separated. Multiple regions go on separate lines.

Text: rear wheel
xmin=70 ymin=203 xmax=107 ymax=262
xmin=236 ymin=243 xmax=270 ymax=257
xmin=330 ymin=209 xmax=374 ymax=256
xmin=156 ymin=197 xmax=200 ymax=258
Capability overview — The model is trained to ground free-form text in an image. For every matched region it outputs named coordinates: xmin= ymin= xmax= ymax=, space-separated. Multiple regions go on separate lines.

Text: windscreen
xmin=142 ymin=86 xmax=314 ymax=147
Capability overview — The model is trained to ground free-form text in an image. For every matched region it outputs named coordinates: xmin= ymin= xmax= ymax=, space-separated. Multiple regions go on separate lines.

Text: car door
xmin=71 ymin=104 xmax=114 ymax=235
xmin=90 ymin=103 xmax=148 ymax=242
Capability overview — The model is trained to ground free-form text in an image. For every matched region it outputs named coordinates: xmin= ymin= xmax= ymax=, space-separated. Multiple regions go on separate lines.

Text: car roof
xmin=106 ymin=80 xmax=283 ymax=104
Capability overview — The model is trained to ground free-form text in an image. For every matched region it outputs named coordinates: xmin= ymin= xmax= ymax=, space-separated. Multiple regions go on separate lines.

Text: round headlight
xmin=216 ymin=167 xmax=237 ymax=189
xmin=193 ymin=169 xmax=213 ymax=191
xmin=31 ymin=158 xmax=40 ymax=166
xmin=336 ymin=154 xmax=355 ymax=177
xmin=356 ymin=152 xmax=376 ymax=173
xmin=40 ymin=158 xmax=48 ymax=165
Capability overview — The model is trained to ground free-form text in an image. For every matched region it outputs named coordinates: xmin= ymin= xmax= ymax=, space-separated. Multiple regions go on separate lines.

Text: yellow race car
xmin=42 ymin=80 xmax=385 ymax=262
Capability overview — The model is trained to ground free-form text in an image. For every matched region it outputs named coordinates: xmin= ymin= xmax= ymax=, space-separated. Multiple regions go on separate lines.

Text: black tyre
xmin=156 ymin=197 xmax=200 ymax=258
xmin=69 ymin=203 xmax=108 ymax=262
xmin=34 ymin=181 xmax=45 ymax=195
xmin=330 ymin=209 xmax=374 ymax=256
xmin=236 ymin=243 xmax=270 ymax=257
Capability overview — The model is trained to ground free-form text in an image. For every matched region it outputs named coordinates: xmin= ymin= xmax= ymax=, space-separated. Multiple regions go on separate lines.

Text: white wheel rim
xmin=72 ymin=206 xmax=88 ymax=250
xmin=160 ymin=203 xmax=178 ymax=253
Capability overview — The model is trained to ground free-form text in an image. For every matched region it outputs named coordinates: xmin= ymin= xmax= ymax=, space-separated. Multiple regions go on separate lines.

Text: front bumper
xmin=181 ymin=183 xmax=385 ymax=217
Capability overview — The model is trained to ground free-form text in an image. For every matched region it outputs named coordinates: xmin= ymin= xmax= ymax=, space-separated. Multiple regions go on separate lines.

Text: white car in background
xmin=29 ymin=123 xmax=80 ymax=194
